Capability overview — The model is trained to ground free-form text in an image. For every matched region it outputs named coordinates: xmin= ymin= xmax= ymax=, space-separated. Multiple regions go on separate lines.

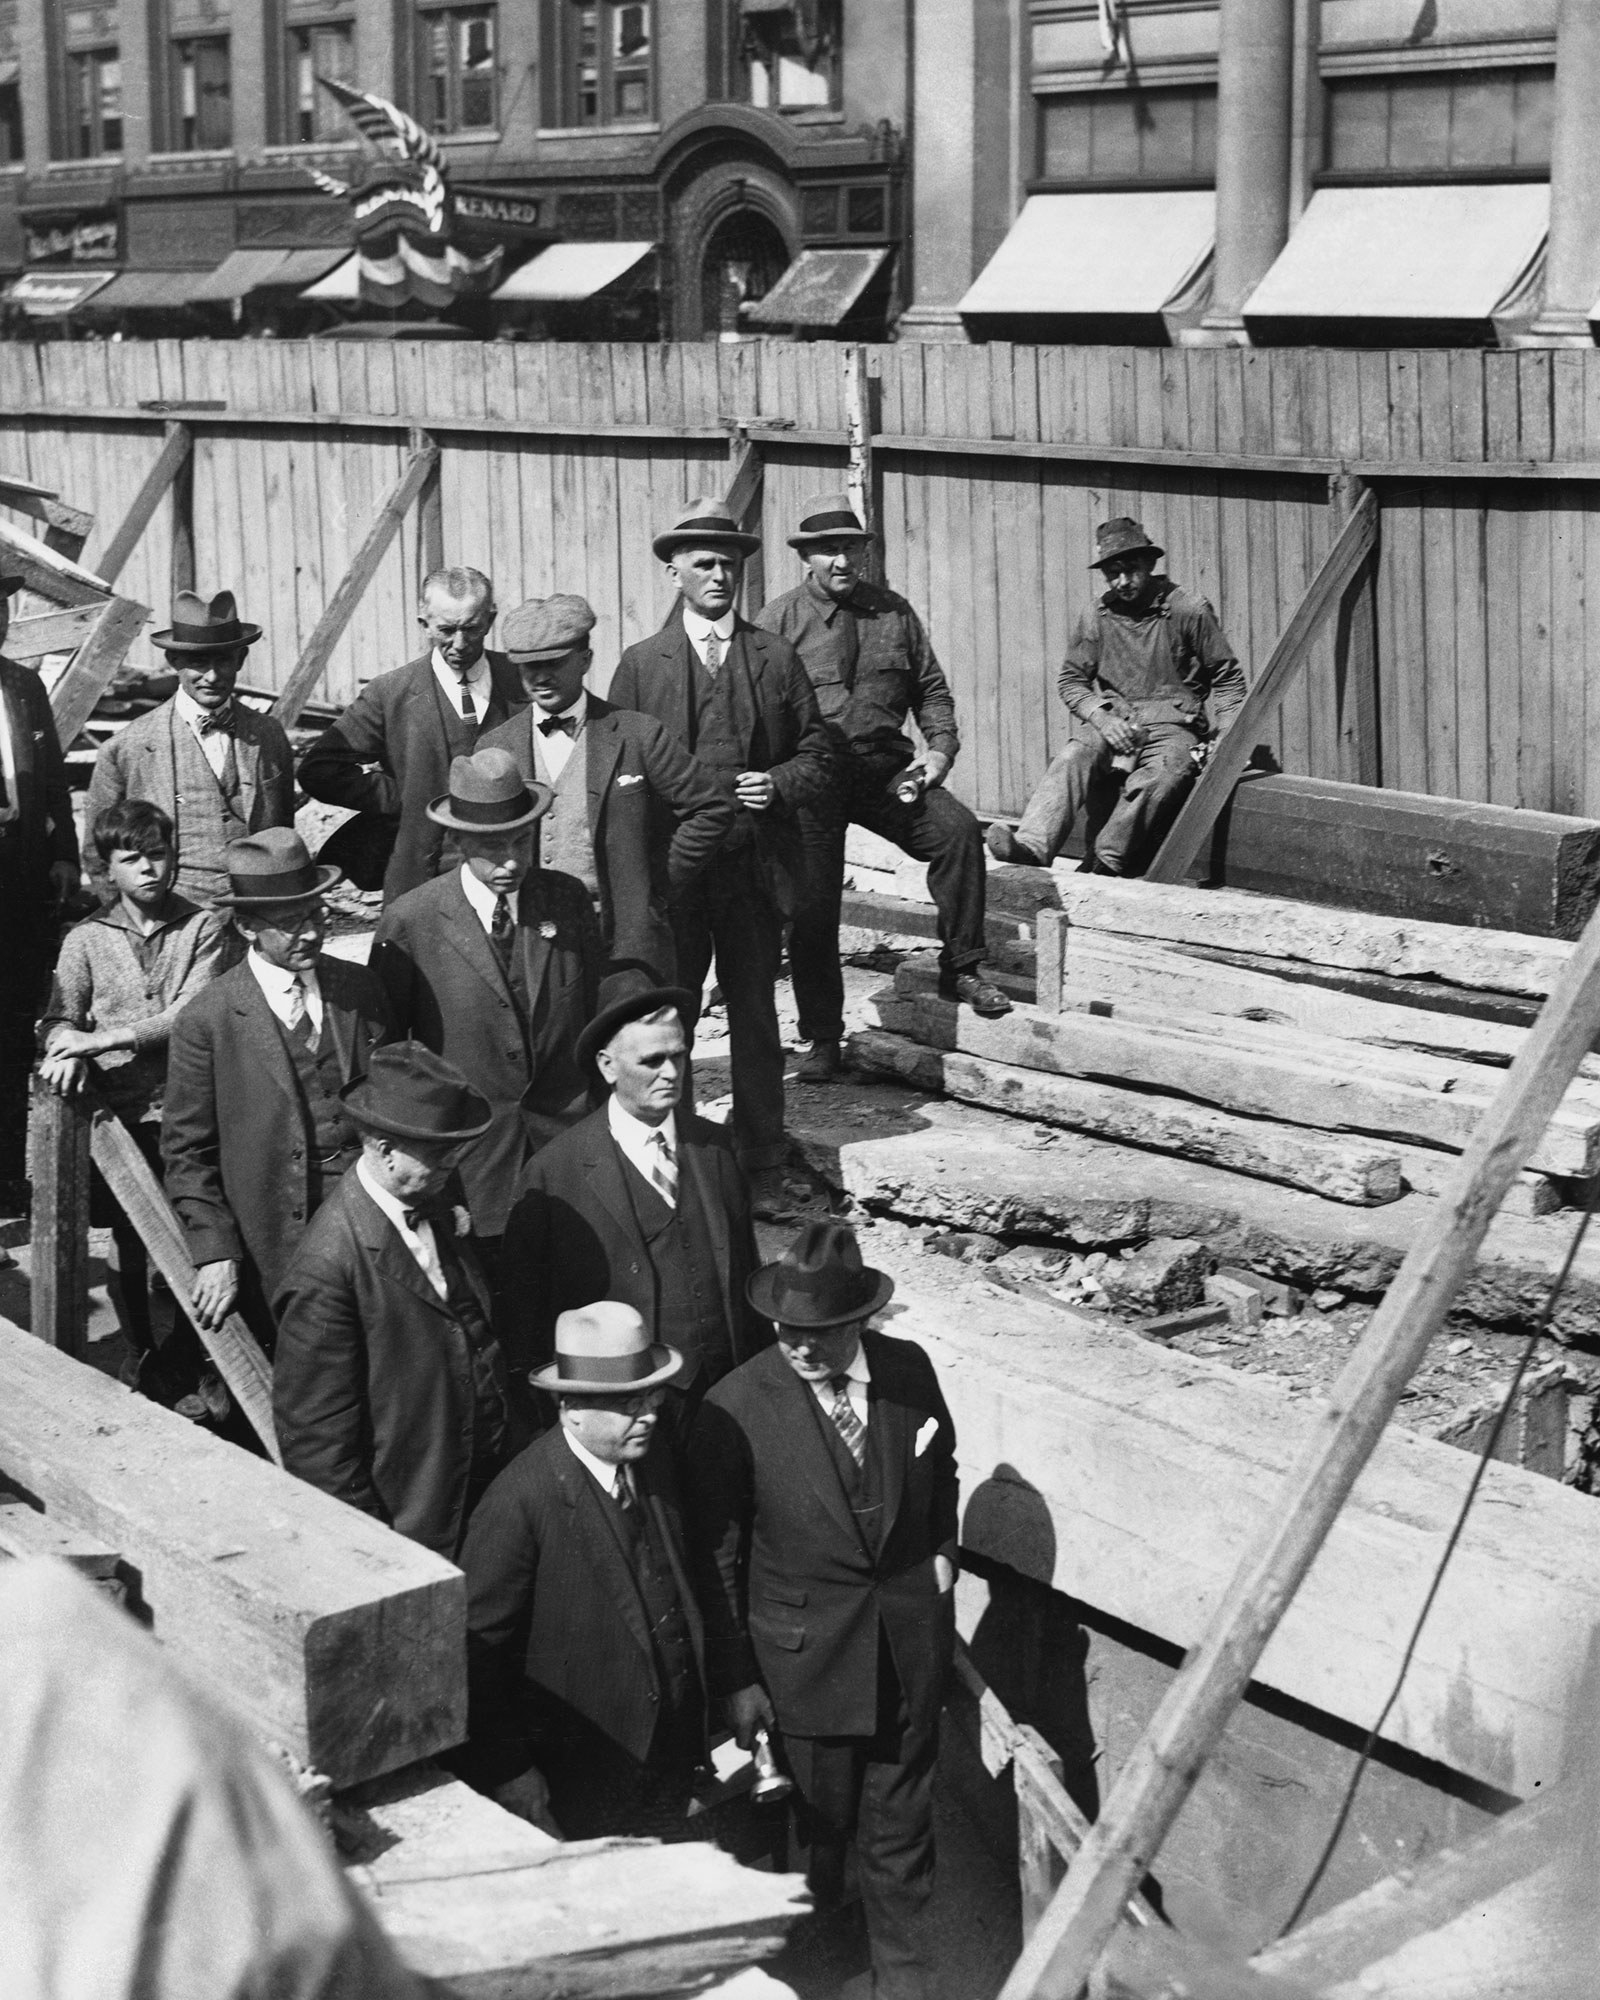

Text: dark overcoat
xmin=0 ymin=654 xmax=78 ymax=895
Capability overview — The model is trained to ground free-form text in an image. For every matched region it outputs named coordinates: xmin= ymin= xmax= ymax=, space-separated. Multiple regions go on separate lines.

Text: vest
xmin=687 ymin=648 xmax=746 ymax=778
xmin=619 ymin=1145 xmax=732 ymax=1386
xmin=432 ymin=671 xmax=488 ymax=755
xmin=533 ymin=720 xmax=598 ymax=898
xmin=807 ymin=1379 xmax=887 ymax=1556
xmin=609 ymin=1479 xmax=700 ymax=1744
xmin=171 ymin=710 xmax=247 ymax=905
xmin=279 ymin=1013 xmax=358 ymax=1202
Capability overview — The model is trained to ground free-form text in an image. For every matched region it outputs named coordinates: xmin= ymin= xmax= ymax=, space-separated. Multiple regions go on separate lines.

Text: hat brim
xmin=149 ymin=625 xmax=263 ymax=651
xmin=653 ymin=529 xmax=762 ymax=563
xmin=425 ymin=785 xmax=553 ymax=833
xmin=530 ymin=1343 xmax=684 ymax=1395
xmin=577 ymin=983 xmax=698 ymax=1074
xmin=339 ymin=1096 xmax=494 ymax=1145
xmin=214 ymin=863 xmax=341 ymax=907
xmin=745 ymin=1265 xmax=895 ymax=1329
xmin=788 ymin=527 xmax=874 ymax=551
xmin=1090 ymin=545 xmax=1163 ymax=570
xmin=505 ymin=641 xmax=594 ymax=664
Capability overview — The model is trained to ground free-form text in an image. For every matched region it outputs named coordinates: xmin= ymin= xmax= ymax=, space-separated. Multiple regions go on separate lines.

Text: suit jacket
xmin=297 ymin=651 xmax=527 ymax=903
xmin=83 ymin=696 xmax=295 ymax=900
xmin=371 ymin=867 xmax=600 ymax=1234
xmin=460 ymin=1424 xmax=706 ymax=1784
xmin=608 ymin=614 xmax=832 ymax=917
xmin=161 ymin=954 xmax=394 ymax=1303
xmin=273 ymin=1169 xmax=513 ymax=1557
xmin=498 ymin=1103 xmax=768 ymax=1380
xmin=0 ymin=655 xmax=76 ymax=892
xmin=687 ymin=1331 xmax=959 ymax=1740
xmin=477 ymin=693 xmax=733 ymax=984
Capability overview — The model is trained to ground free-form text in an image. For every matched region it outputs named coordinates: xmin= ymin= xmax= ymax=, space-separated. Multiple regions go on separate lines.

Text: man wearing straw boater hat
xmin=985 ymin=516 xmax=1244 ymax=876
xmin=760 ymin=491 xmax=1012 ymax=1082
xmin=162 ymin=826 xmax=394 ymax=1352
xmin=687 ymin=1221 xmax=958 ymax=2000
xmin=85 ymin=588 xmax=295 ymax=908
xmin=371 ymin=745 xmax=600 ymax=1272
xmin=273 ymin=1040 xmax=517 ymax=1556
xmin=458 ymin=1301 xmax=708 ymax=1839
xmin=609 ymin=498 xmax=832 ymax=1220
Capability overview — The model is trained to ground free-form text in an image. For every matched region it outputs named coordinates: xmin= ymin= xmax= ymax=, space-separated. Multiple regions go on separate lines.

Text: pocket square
xmin=915 ymin=1418 xmax=939 ymax=1457
xmin=615 ymin=772 xmax=645 ymax=787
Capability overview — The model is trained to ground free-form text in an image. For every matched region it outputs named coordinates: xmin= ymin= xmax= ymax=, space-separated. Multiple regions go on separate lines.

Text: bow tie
xmin=540 ymin=714 xmax=578 ymax=738
xmin=196 ymin=703 xmax=234 ymax=735
xmin=403 ymin=1200 xmax=451 ymax=1233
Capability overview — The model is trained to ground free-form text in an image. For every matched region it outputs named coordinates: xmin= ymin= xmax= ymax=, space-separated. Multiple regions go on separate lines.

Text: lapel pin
xmin=539 ymin=919 xmax=558 ymax=940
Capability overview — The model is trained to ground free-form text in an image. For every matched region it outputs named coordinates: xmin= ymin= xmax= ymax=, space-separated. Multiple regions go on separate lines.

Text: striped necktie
xmin=455 ymin=675 xmax=477 ymax=722
xmin=490 ymin=894 xmax=514 ymax=972
xmin=826 ymin=1373 xmax=867 ymax=1468
xmin=702 ymin=629 xmax=722 ymax=678
xmin=284 ymin=975 xmax=315 ymax=1049
xmin=647 ymin=1128 xmax=678 ymax=1207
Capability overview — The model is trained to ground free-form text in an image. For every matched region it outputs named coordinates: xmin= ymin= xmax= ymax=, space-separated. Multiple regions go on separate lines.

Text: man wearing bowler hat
xmin=477 ymin=594 xmax=731 ymax=988
xmin=986 ymin=517 xmax=1244 ymax=877
xmin=162 ymin=828 xmax=394 ymax=1351
xmin=371 ymin=746 xmax=600 ymax=1269
xmin=499 ymin=980 xmax=767 ymax=1404
xmin=273 ymin=1040 xmax=516 ymax=1556
xmin=84 ymin=588 xmax=295 ymax=908
xmin=759 ymin=492 xmax=1012 ymax=1083
xmin=609 ymin=498 xmax=832 ymax=1220
xmin=687 ymin=1222 xmax=958 ymax=2000
xmin=458 ymin=1301 xmax=707 ymax=1840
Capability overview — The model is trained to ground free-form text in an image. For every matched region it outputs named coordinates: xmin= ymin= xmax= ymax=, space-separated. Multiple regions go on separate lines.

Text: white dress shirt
xmin=682 ymin=606 xmax=736 ymax=669
xmin=356 ymin=1155 xmax=448 ymax=1300
xmin=563 ymin=1424 xmax=631 ymax=1500
xmin=607 ymin=1094 xmax=678 ymax=1203
xmin=174 ymin=686 xmax=234 ymax=781
xmin=813 ymin=1337 xmax=871 ymax=1431
xmin=534 ymin=695 xmax=586 ymax=780
xmin=247 ymin=950 xmax=324 ymax=1041
xmin=432 ymin=647 xmax=491 ymax=722
xmin=457 ymin=862 xmax=505 ymax=934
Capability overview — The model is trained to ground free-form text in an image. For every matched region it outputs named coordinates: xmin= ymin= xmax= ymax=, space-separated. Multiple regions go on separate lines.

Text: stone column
xmin=899 ymin=0 xmax=974 ymax=339
xmin=230 ymin=0 xmax=266 ymax=161
xmin=119 ymin=0 xmax=153 ymax=167
xmin=17 ymin=0 xmax=51 ymax=169
xmin=354 ymin=0 xmax=399 ymax=102
xmin=1193 ymin=0 xmax=1296 ymax=345
xmin=1528 ymin=0 xmax=1600 ymax=346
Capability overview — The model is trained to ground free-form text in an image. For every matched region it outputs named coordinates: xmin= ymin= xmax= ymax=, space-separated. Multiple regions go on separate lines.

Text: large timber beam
xmin=95 ymin=421 xmax=193 ymax=587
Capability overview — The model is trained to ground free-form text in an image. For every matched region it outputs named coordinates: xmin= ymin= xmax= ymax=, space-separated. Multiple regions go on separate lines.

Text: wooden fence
xmin=4 ymin=337 xmax=1600 ymax=823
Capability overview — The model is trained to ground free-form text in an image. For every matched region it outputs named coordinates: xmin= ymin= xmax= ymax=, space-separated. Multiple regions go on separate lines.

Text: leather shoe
xmin=985 ymin=822 xmax=1044 ymax=867
xmin=749 ymin=1166 xmax=803 ymax=1221
xmin=796 ymin=1039 xmax=842 ymax=1084
xmin=944 ymin=969 xmax=1013 ymax=1017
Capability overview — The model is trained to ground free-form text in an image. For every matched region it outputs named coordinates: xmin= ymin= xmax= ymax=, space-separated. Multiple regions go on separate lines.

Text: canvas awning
xmin=1243 ymin=184 xmax=1550 ymax=328
xmin=4 ymin=268 xmax=116 ymax=316
xmin=490 ymin=241 xmax=654 ymax=302
xmin=958 ymin=191 xmax=1214 ymax=322
xmin=190 ymin=247 xmax=347 ymax=303
xmin=301 ymin=253 xmax=361 ymax=300
xmin=86 ymin=268 xmax=217 ymax=311
xmin=744 ymin=247 xmax=890 ymax=329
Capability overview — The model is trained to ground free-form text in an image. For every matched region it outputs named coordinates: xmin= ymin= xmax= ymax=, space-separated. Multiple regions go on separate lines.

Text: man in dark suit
xmin=609 ymin=499 xmax=832 ymax=1218
xmin=500 ymin=982 xmax=768 ymax=1404
xmin=370 ymin=748 xmax=600 ymax=1266
xmin=688 ymin=1223 xmax=959 ymax=2000
xmin=459 ymin=1301 xmax=707 ymax=1839
xmin=477 ymin=593 xmax=732 ymax=988
xmin=298 ymin=565 xmax=526 ymax=902
xmin=273 ymin=1041 xmax=515 ymax=1557
xmin=162 ymin=828 xmax=394 ymax=1352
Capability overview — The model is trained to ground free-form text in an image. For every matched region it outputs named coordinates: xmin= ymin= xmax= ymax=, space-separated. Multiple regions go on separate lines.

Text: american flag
xmin=1098 ymin=0 xmax=1131 ymax=70
xmin=316 ymin=74 xmax=444 ymax=170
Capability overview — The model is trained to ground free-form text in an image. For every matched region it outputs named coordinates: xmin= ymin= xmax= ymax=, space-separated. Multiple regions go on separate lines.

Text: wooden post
xmin=0 ymin=475 xmax=94 ymax=565
xmin=170 ymin=423 xmax=195 ymax=597
xmin=996 ymin=886 xmax=1600 ymax=2000
xmin=1330 ymin=471 xmax=1380 ymax=788
xmin=1145 ymin=488 xmax=1378 ymax=887
xmin=27 ymin=1077 xmax=91 ymax=1361
xmin=413 ymin=424 xmax=445 ymax=595
xmin=48 ymin=595 xmax=151 ymax=745
xmin=845 ymin=343 xmax=880 ymax=582
xmin=0 ymin=515 xmax=114 ymax=609
xmin=1016 ymin=1725 xmax=1069 ymax=1942
xmin=726 ymin=430 xmax=766 ymax=617
xmin=96 ymin=422 xmax=193 ymax=587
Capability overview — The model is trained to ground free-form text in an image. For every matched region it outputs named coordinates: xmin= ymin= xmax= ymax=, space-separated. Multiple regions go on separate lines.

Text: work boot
xmin=943 ymin=968 xmax=1013 ymax=1017
xmin=749 ymin=1166 xmax=803 ymax=1222
xmin=985 ymin=823 xmax=1045 ymax=867
xmin=796 ymin=1039 xmax=842 ymax=1084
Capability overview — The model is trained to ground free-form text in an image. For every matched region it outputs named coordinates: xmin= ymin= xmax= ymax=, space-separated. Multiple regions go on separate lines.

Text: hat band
xmin=669 ymin=515 xmax=743 ymax=539
xmin=449 ymin=790 xmax=535 ymax=825
xmin=228 ymin=864 xmax=322 ymax=900
xmin=168 ymin=619 xmax=246 ymax=647
xmin=767 ymin=1272 xmax=877 ymax=1322
xmin=797 ymin=510 xmax=867 ymax=536
xmin=555 ymin=1347 xmax=657 ymax=1383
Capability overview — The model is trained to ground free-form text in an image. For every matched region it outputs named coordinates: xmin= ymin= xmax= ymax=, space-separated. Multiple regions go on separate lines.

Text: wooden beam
xmin=0 ymin=1318 xmax=465 ymax=1784
xmin=1147 ymin=488 xmax=1379 ymax=886
xmin=413 ymin=424 xmax=444 ymax=600
xmin=272 ymin=434 xmax=439 ymax=729
xmin=0 ymin=513 xmax=112 ymax=608
xmin=997 ymin=885 xmax=1600 ymax=2000
xmin=0 ymin=473 xmax=95 ymax=563
xmin=26 ymin=1078 xmax=91 ymax=1361
xmin=95 ymin=422 xmax=193 ymax=587
xmin=1330 ymin=472 xmax=1380 ymax=787
xmin=1018 ymin=1724 xmax=1070 ymax=1942
xmin=4 ymin=605 xmax=102 ymax=661
xmin=0 ymin=1496 xmax=123 ymax=1583
xmin=49 ymin=595 xmax=150 ymax=745
xmin=726 ymin=432 xmax=765 ymax=617
xmin=87 ymin=1105 xmax=279 ymax=1465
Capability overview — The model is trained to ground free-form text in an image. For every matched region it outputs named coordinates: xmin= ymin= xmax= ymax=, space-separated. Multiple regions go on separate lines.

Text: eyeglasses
xmin=583 ymin=1390 xmax=667 ymax=1418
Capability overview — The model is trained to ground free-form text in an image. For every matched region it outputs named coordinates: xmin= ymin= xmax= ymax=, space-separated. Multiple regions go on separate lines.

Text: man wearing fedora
xmin=477 ymin=594 xmax=731 ymax=988
xmin=985 ymin=517 xmax=1244 ymax=876
xmin=458 ymin=1302 xmax=707 ymax=1840
xmin=299 ymin=565 xmax=525 ymax=903
xmin=760 ymin=492 xmax=1012 ymax=1081
xmin=371 ymin=747 xmax=600 ymax=1269
xmin=687 ymin=1222 xmax=958 ymax=2000
xmin=84 ymin=588 xmax=295 ymax=908
xmin=609 ymin=498 xmax=831 ymax=1219
xmin=499 ymin=981 xmax=767 ymax=1405
xmin=273 ymin=1041 xmax=516 ymax=1556
xmin=162 ymin=827 xmax=395 ymax=1350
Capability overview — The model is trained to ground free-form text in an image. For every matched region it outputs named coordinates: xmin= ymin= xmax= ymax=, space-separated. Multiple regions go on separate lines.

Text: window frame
xmin=66 ymin=42 xmax=121 ymax=158
xmin=416 ymin=2 xmax=500 ymax=136
xmin=544 ymin=0 xmax=655 ymax=130
xmin=168 ymin=32 xmax=232 ymax=153
xmin=740 ymin=1 xmax=841 ymax=116
xmin=281 ymin=14 xmax=356 ymax=147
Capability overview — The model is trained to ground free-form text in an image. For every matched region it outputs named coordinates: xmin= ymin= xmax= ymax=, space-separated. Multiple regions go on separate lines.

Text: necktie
xmin=647 ymin=1129 xmax=678 ymax=1207
xmin=456 ymin=677 xmax=477 ymax=722
xmin=615 ymin=1466 xmax=641 ymax=1522
xmin=490 ymin=893 xmax=514 ymax=972
xmin=284 ymin=976 xmax=315 ymax=1049
xmin=827 ymin=1374 xmax=867 ymax=1469
xmin=540 ymin=714 xmax=577 ymax=738
xmin=197 ymin=702 xmax=234 ymax=735
xmin=702 ymin=629 xmax=722 ymax=678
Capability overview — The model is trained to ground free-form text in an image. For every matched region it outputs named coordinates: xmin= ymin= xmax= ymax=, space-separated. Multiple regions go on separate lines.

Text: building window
xmin=419 ymin=6 xmax=497 ymax=133
xmin=1323 ymin=68 xmax=1553 ymax=178
xmin=545 ymin=2 xmax=653 ymax=127
xmin=743 ymin=1 xmax=838 ymax=112
xmin=286 ymin=20 xmax=354 ymax=144
xmin=67 ymin=45 xmax=121 ymax=154
xmin=1035 ymin=85 xmax=1216 ymax=185
xmin=171 ymin=35 xmax=231 ymax=150
xmin=0 ymin=68 xmax=20 ymax=165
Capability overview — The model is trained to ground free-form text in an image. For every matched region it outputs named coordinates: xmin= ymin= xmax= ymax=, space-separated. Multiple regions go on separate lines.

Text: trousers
xmin=792 ymin=758 xmax=987 ymax=1047
xmin=1014 ymin=720 xmax=1201 ymax=875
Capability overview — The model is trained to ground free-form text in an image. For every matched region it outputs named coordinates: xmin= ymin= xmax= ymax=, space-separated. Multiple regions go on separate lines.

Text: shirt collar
xmin=247 ymin=949 xmax=319 ymax=1000
xmin=92 ymin=891 xmax=192 ymax=937
xmin=682 ymin=605 xmax=736 ymax=646
xmin=607 ymin=1092 xmax=678 ymax=1155
xmin=562 ymin=1423 xmax=623 ymax=1497
xmin=432 ymin=647 xmax=490 ymax=686
xmin=841 ymin=1340 xmax=872 ymax=1385
xmin=457 ymin=863 xmax=502 ymax=926
xmin=803 ymin=572 xmax=856 ymax=622
xmin=539 ymin=694 xmax=588 ymax=731
xmin=357 ymin=1154 xmax=419 ymax=1239
xmin=174 ymin=687 xmax=232 ymax=730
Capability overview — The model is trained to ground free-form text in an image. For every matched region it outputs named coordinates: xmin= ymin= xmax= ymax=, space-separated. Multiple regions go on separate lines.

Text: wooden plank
xmin=49 ymin=596 xmax=150 ymax=745
xmin=86 ymin=1106 xmax=279 ymax=1465
xmin=4 ymin=605 xmax=101 ymax=660
xmin=0 ymin=1317 xmax=464 ymax=1784
xmin=0 ymin=1497 xmax=121 ymax=1580
xmin=25 ymin=1078 xmax=91 ymax=1361
xmin=1146 ymin=488 xmax=1378 ymax=885
xmin=0 ymin=513 xmax=112 ymax=607
xmin=1017 ymin=1723 xmax=1070 ymax=1943
xmin=96 ymin=423 xmax=193 ymax=587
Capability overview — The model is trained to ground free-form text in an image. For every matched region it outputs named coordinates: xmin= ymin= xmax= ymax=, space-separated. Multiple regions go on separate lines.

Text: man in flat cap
xmin=459 ymin=1301 xmax=707 ymax=1839
xmin=760 ymin=493 xmax=1012 ymax=1082
xmin=371 ymin=747 xmax=601 ymax=1277
xmin=274 ymin=1040 xmax=516 ymax=1556
xmin=162 ymin=828 xmax=394 ymax=1352
xmin=477 ymin=594 xmax=731 ymax=988
xmin=986 ymin=518 xmax=1244 ymax=876
xmin=299 ymin=565 xmax=525 ymax=902
xmin=85 ymin=587 xmax=295 ymax=909
xmin=688 ymin=1221 xmax=959 ymax=2000
xmin=499 ymin=980 xmax=767 ymax=1407
xmin=609 ymin=499 xmax=832 ymax=1218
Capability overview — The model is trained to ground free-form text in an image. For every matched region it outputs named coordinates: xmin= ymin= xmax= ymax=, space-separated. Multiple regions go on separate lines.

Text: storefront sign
xmin=454 ymin=188 xmax=545 ymax=241
xmin=23 ymin=209 xmax=119 ymax=265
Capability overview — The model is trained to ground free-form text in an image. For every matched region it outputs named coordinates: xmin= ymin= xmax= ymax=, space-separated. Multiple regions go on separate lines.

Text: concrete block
xmin=1104 ymin=1236 xmax=1209 ymax=1314
xmin=1206 ymin=1274 xmax=1265 ymax=1330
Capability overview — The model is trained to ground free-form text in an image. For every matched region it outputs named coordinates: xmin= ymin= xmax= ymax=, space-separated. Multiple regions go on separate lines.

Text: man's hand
xmin=919 ymin=750 xmax=953 ymax=791
xmin=49 ymin=860 xmax=80 ymax=904
xmin=735 ymin=770 xmax=776 ymax=813
xmin=935 ymin=1553 xmax=957 ymax=1595
xmin=727 ymin=1682 xmax=776 ymax=1751
xmin=38 ymin=1053 xmax=86 ymax=1099
xmin=47 ymin=1025 xmax=104 ymax=1060
xmin=1093 ymin=711 xmax=1140 ymax=756
xmin=190 ymin=1259 xmax=239 ymax=1330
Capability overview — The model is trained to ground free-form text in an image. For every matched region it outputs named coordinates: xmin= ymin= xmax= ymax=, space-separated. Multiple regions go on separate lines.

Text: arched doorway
xmin=699 ymin=208 xmax=790 ymax=339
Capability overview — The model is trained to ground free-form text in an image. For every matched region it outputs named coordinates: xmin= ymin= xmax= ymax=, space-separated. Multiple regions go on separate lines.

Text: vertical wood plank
xmin=27 ymin=1078 xmax=91 ymax=1361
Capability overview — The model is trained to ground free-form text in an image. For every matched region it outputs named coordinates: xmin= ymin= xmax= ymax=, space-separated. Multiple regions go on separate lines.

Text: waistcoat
xmin=171 ymin=713 xmax=247 ymax=904
xmin=280 ymin=1014 xmax=358 ymax=1190
xmin=611 ymin=1483 xmax=700 ymax=1728
xmin=534 ymin=723 xmax=598 ymax=898
xmin=620 ymin=1146 xmax=732 ymax=1385
xmin=807 ymin=1381 xmax=887 ymax=1555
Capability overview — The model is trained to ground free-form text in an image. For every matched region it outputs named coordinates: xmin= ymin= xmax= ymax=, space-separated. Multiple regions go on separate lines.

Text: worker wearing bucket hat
xmin=459 ymin=1300 xmax=710 ymax=1840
